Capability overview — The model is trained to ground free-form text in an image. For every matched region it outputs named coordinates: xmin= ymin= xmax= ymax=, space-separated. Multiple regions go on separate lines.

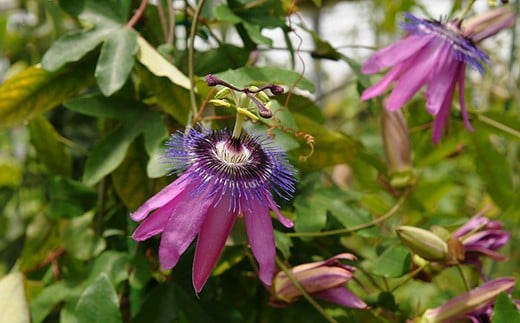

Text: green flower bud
xmin=396 ymin=226 xmax=449 ymax=262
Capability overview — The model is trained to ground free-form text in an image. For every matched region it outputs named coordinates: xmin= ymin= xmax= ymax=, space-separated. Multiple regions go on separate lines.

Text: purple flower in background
xmin=361 ymin=8 xmax=515 ymax=142
xmin=131 ymin=127 xmax=295 ymax=292
xmin=452 ymin=211 xmax=510 ymax=275
xmin=270 ymin=253 xmax=367 ymax=309
xmin=421 ymin=277 xmax=515 ymax=323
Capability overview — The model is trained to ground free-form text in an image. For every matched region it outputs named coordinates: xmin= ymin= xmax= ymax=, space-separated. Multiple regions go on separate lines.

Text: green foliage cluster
xmin=0 ymin=0 xmax=519 ymax=322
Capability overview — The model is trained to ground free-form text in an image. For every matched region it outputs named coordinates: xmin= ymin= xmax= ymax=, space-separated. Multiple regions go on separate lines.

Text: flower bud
xmin=209 ymin=99 xmax=231 ymax=108
xmin=463 ymin=6 xmax=516 ymax=42
xmin=381 ymin=109 xmax=414 ymax=187
xmin=214 ymin=87 xmax=231 ymax=99
xmin=396 ymin=226 xmax=448 ymax=262
xmin=271 ymin=253 xmax=366 ymax=309
xmin=421 ymin=277 xmax=515 ymax=323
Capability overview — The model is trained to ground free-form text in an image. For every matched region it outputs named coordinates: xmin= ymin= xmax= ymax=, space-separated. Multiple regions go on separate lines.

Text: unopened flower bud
xmin=236 ymin=107 xmax=259 ymax=121
xmin=256 ymin=90 xmax=270 ymax=103
xmin=381 ymin=109 xmax=414 ymax=187
xmin=209 ymin=99 xmax=232 ymax=108
xmin=396 ymin=226 xmax=449 ymax=262
xmin=214 ymin=87 xmax=231 ymax=99
xmin=205 ymin=74 xmax=221 ymax=86
xmin=269 ymin=84 xmax=284 ymax=95
xmin=421 ymin=277 xmax=515 ymax=323
xmin=463 ymin=6 xmax=516 ymax=42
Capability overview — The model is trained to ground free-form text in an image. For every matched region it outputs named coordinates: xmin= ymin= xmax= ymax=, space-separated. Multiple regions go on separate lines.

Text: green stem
xmin=459 ymin=0 xmax=476 ymax=20
xmin=187 ymin=0 xmax=206 ymax=127
xmin=456 ymin=264 xmax=471 ymax=292
xmin=286 ymin=189 xmax=410 ymax=238
xmin=391 ymin=262 xmax=430 ymax=292
xmin=275 ymin=257 xmax=338 ymax=323
xmin=232 ymin=112 xmax=245 ymax=138
xmin=476 ymin=114 xmax=520 ymax=139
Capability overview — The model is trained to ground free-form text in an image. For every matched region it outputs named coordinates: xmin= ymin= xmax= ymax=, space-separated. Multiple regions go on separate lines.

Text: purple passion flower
xmin=421 ymin=277 xmax=515 ymax=323
xmin=361 ymin=13 xmax=489 ymax=142
xmin=452 ymin=212 xmax=510 ymax=274
xmin=270 ymin=253 xmax=367 ymax=309
xmin=131 ymin=127 xmax=296 ymax=292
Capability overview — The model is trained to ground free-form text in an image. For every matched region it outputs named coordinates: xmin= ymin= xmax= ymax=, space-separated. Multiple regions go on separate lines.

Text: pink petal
xmin=431 ymin=72 xmax=458 ymax=143
xmin=244 ymin=198 xmax=276 ymax=286
xmin=192 ymin=193 xmax=238 ymax=292
xmin=158 ymin=185 xmax=215 ymax=269
xmin=132 ymin=199 xmax=176 ymax=241
xmin=130 ymin=172 xmax=191 ymax=221
xmin=361 ymin=35 xmax=432 ymax=74
xmin=386 ymin=43 xmax=447 ymax=111
xmin=361 ymin=63 xmax=405 ymax=102
xmin=266 ymin=194 xmax=293 ymax=228
xmin=457 ymin=68 xmax=474 ymax=131
xmin=313 ymin=286 xmax=367 ymax=309
xmin=424 ymin=50 xmax=460 ymax=116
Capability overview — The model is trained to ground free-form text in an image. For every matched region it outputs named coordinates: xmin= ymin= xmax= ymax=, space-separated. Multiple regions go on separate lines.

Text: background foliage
xmin=0 ymin=0 xmax=519 ymax=322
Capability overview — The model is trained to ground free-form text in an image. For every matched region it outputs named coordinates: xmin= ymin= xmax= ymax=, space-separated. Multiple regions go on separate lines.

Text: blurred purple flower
xmin=270 ymin=253 xmax=367 ymax=309
xmin=421 ymin=277 xmax=515 ymax=323
xmin=452 ymin=211 xmax=510 ymax=275
xmin=361 ymin=8 xmax=515 ymax=142
xmin=131 ymin=127 xmax=296 ymax=292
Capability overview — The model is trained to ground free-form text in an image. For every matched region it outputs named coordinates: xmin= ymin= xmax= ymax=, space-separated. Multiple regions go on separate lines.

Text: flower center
xmin=214 ymin=141 xmax=251 ymax=165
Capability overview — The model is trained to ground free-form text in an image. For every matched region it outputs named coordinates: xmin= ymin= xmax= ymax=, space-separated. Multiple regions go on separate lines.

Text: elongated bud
xmin=381 ymin=109 xmax=414 ymax=187
xmin=396 ymin=226 xmax=449 ymax=262
xmin=214 ymin=87 xmax=231 ymax=99
xmin=209 ymin=99 xmax=232 ymax=108
xmin=463 ymin=6 xmax=516 ymax=42
xmin=236 ymin=107 xmax=259 ymax=121
xmin=421 ymin=277 xmax=515 ymax=323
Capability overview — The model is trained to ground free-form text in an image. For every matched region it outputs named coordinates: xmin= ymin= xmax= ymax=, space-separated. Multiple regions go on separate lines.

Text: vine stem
xmin=275 ymin=257 xmax=338 ymax=323
xmin=459 ymin=0 xmax=476 ymax=20
xmin=475 ymin=114 xmax=520 ymax=139
xmin=187 ymin=0 xmax=206 ymax=127
xmin=127 ymin=0 xmax=148 ymax=28
xmin=456 ymin=264 xmax=471 ymax=292
xmin=286 ymin=189 xmax=410 ymax=238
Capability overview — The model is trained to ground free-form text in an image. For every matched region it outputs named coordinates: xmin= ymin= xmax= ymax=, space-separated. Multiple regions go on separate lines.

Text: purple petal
xmin=130 ymin=173 xmax=191 ymax=221
xmin=458 ymin=69 xmax=474 ymax=131
xmin=313 ymin=286 xmax=367 ymax=309
xmin=385 ymin=43 xmax=446 ymax=111
xmin=158 ymin=185 xmax=216 ymax=269
xmin=361 ymin=35 xmax=432 ymax=74
xmin=266 ymin=194 xmax=293 ymax=228
xmin=361 ymin=63 xmax=405 ymax=102
xmin=244 ymin=198 xmax=276 ymax=286
xmin=453 ymin=214 xmax=488 ymax=238
xmin=424 ymin=48 xmax=460 ymax=116
xmin=430 ymin=64 xmax=459 ymax=143
xmin=132 ymin=199 xmax=176 ymax=241
xmin=192 ymin=193 xmax=238 ymax=292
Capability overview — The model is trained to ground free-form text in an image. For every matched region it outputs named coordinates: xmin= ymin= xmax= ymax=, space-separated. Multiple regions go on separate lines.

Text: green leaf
xmin=135 ymin=64 xmax=191 ymax=123
xmin=41 ymin=28 xmax=113 ymax=71
xmin=136 ymin=36 xmax=190 ymax=90
xmin=64 ymin=212 xmax=106 ymax=260
xmin=472 ymin=132 xmax=514 ymax=209
xmin=86 ymin=251 xmax=129 ymax=286
xmin=215 ymin=67 xmax=315 ymax=92
xmin=492 ymin=292 xmax=520 ymax=323
xmin=30 ymin=281 xmax=79 ymax=323
xmin=83 ymin=123 xmax=140 ymax=186
xmin=368 ymin=245 xmax=411 ymax=278
xmin=133 ymin=283 xmax=177 ymax=323
xmin=48 ymin=176 xmax=97 ymax=219
xmin=192 ymin=44 xmax=250 ymax=75
xmin=75 ymin=273 xmax=122 ymax=323
xmin=43 ymin=0 xmax=124 ymax=71
xmin=19 ymin=214 xmax=62 ymax=272
xmin=292 ymin=114 xmax=363 ymax=170
xmin=0 ymin=64 xmax=95 ymax=128
xmin=293 ymin=190 xmax=328 ymax=234
xmin=111 ymin=140 xmax=151 ymax=210
xmin=0 ymin=272 xmax=30 ymax=323
xmin=129 ymin=252 xmax=153 ymax=290
xmin=95 ymin=27 xmax=138 ymax=96
xmin=28 ymin=116 xmax=72 ymax=176
xmin=274 ymin=230 xmax=293 ymax=259
xmin=329 ymin=202 xmax=379 ymax=238
xmin=213 ymin=246 xmax=246 ymax=276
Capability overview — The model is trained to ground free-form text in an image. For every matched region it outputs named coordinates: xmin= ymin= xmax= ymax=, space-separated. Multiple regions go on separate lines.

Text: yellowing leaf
xmin=136 ymin=36 xmax=190 ymax=90
xmin=0 ymin=272 xmax=30 ymax=323
xmin=0 ymin=64 xmax=94 ymax=128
